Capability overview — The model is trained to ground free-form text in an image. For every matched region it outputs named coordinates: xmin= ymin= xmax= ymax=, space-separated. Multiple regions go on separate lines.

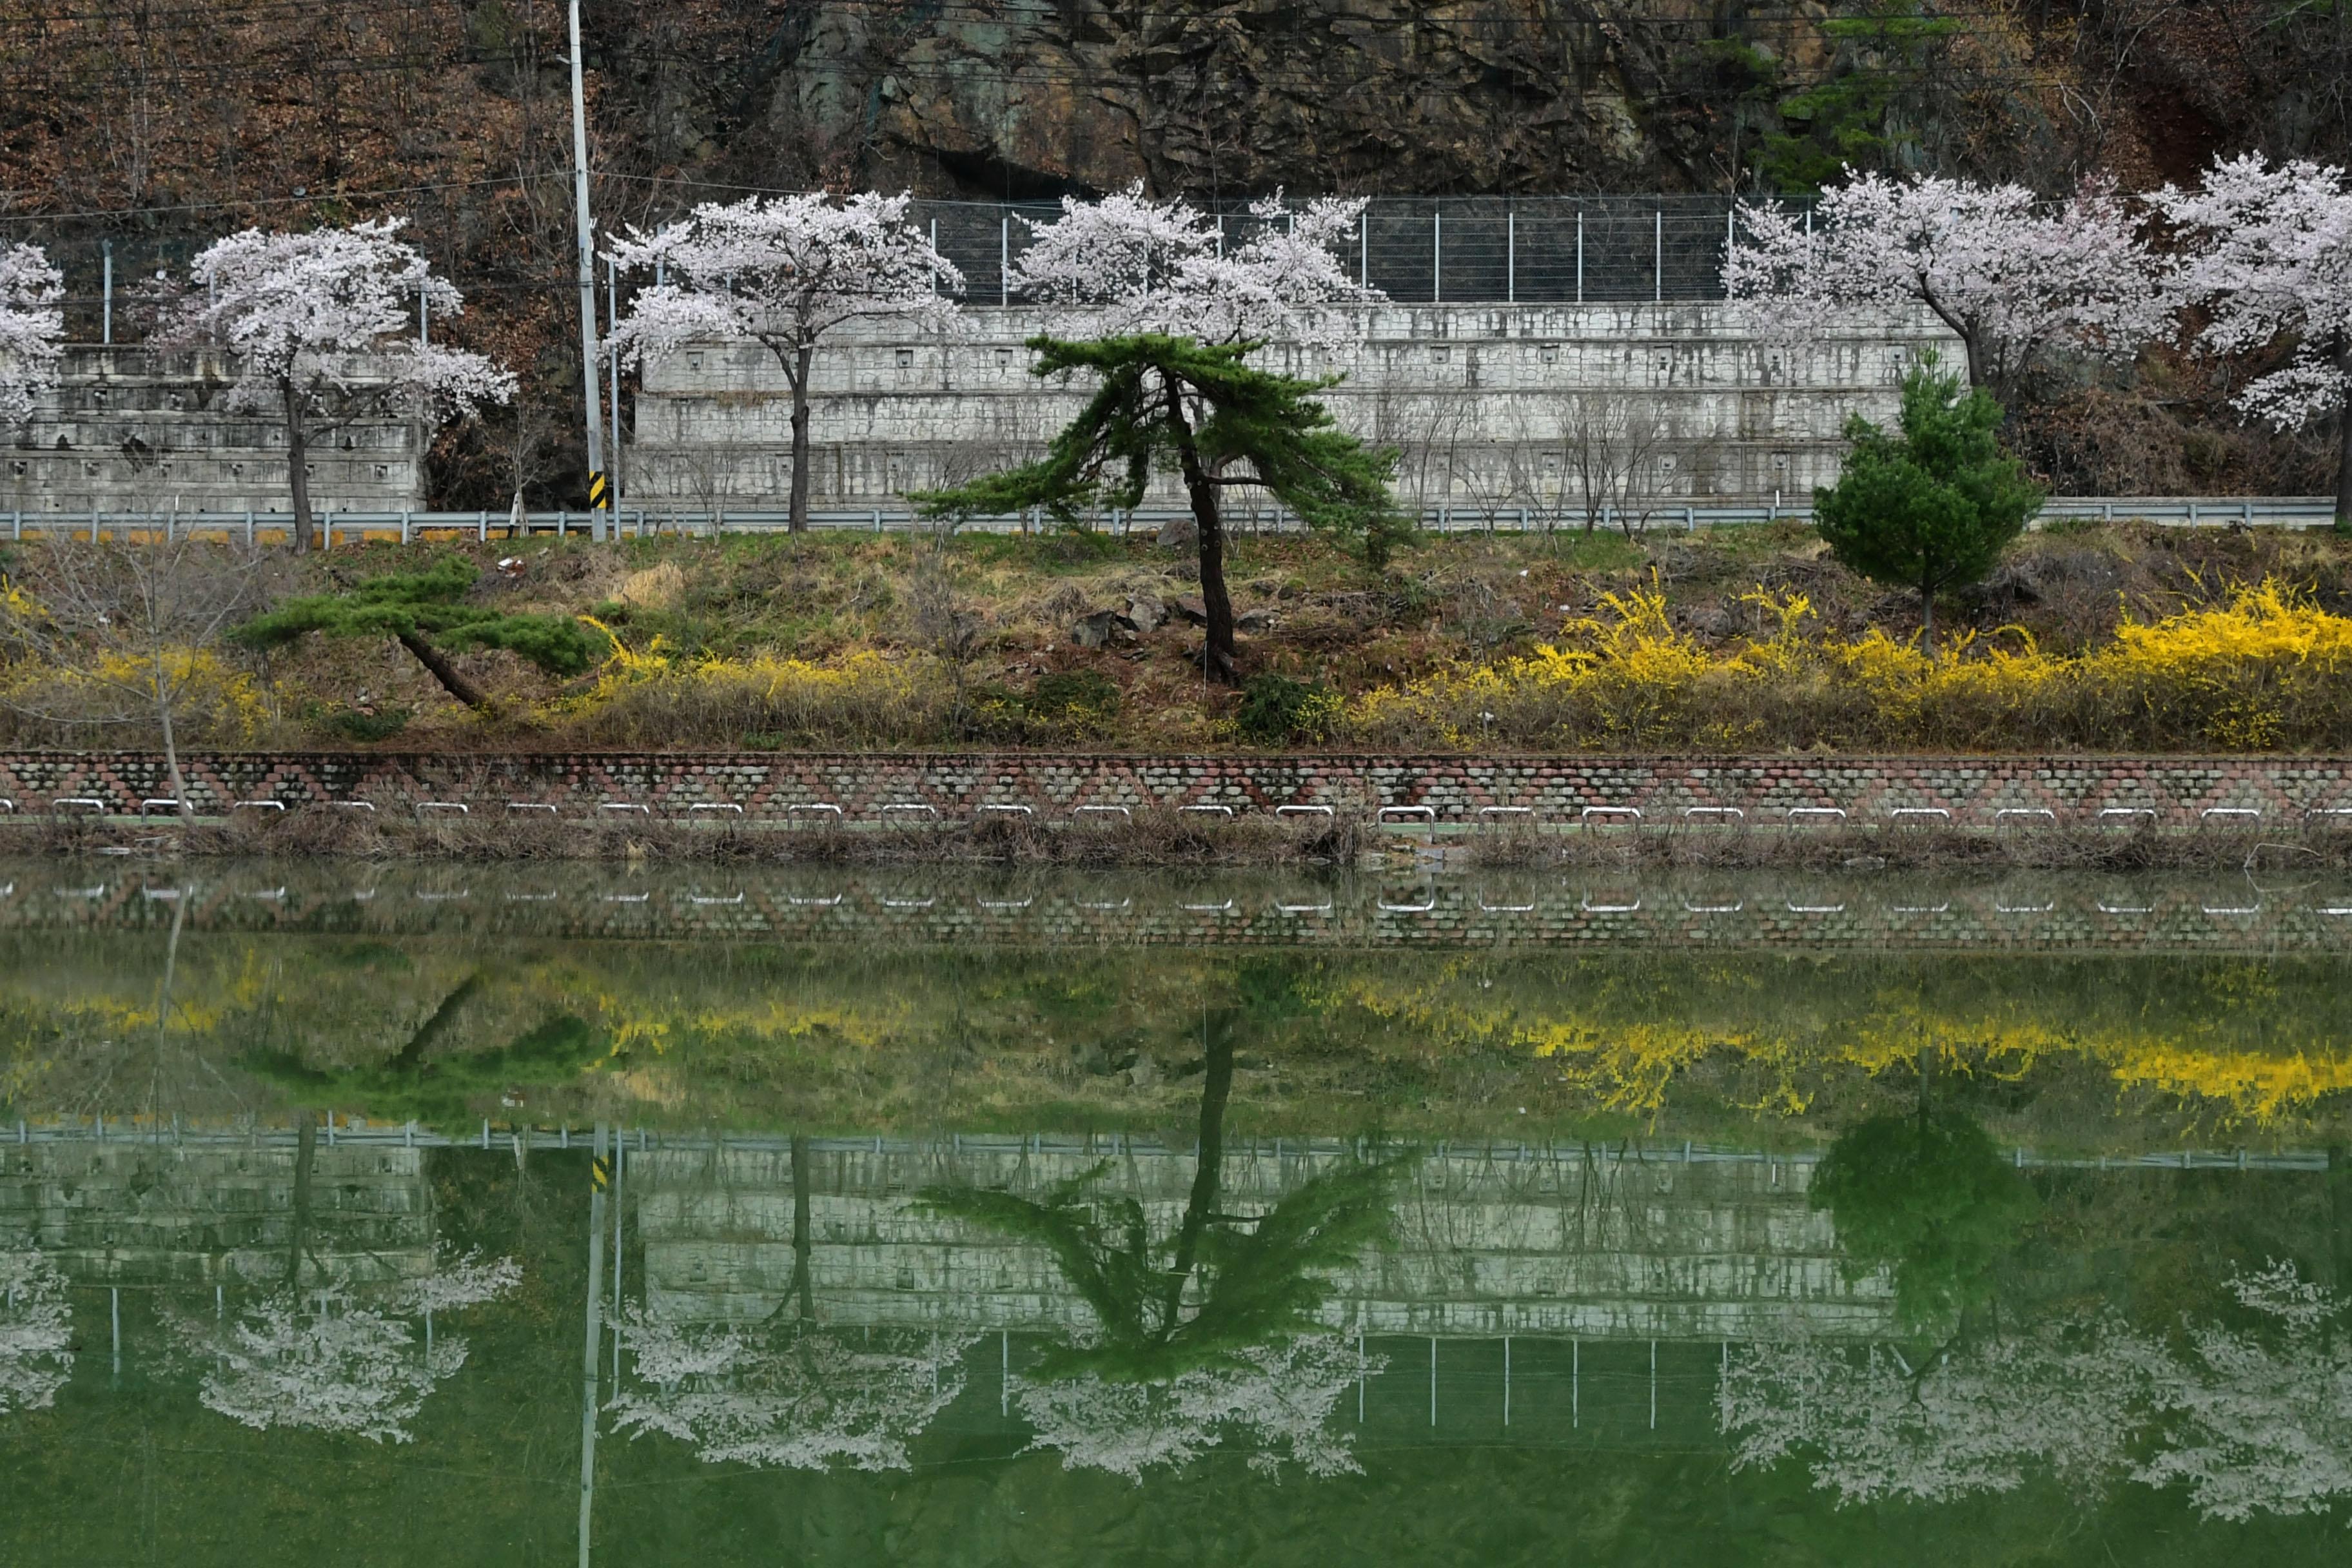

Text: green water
xmin=1 ymin=860 xmax=2347 ymax=1564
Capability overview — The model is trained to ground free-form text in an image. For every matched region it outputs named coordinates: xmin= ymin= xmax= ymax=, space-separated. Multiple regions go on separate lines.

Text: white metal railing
xmin=3 ymin=496 xmax=2340 ymax=544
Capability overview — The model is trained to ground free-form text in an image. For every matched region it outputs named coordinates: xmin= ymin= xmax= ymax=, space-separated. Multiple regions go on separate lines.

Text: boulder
xmin=1070 ymin=609 xmax=1139 ymax=649
xmin=1126 ymin=594 xmax=1165 ymax=632
xmin=1171 ymin=596 xmax=1209 ymax=626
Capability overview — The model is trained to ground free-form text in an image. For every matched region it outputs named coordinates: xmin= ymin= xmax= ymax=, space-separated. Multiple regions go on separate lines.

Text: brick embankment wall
xmin=0 ymin=752 xmax=2347 ymax=824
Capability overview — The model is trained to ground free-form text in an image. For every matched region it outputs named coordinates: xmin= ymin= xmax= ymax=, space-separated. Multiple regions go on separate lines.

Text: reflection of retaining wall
xmin=1 ymin=750 xmax=2346 ymax=824
xmin=0 ymin=1139 xmax=435 ymax=1287
xmin=633 ymin=1141 xmax=1896 ymax=1341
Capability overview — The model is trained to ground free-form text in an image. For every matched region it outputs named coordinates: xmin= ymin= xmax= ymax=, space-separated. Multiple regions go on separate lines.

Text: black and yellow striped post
xmin=590 ymin=1152 xmax=612 ymax=1192
xmin=587 ymin=471 xmax=610 ymax=511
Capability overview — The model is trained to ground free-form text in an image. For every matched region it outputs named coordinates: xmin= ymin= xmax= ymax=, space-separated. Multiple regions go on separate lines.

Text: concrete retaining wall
xmin=629 ymin=302 xmax=1959 ymax=511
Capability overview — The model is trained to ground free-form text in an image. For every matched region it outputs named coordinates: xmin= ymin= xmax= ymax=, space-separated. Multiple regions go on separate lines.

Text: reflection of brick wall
xmin=0 ymin=749 xmax=2346 ymax=823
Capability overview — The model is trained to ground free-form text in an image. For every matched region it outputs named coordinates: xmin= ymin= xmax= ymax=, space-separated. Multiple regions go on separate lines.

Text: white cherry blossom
xmin=1014 ymin=1333 xmax=1375 ymax=1484
xmin=605 ymin=191 xmax=963 ymax=531
xmin=0 ymin=1248 xmax=73 ymax=1416
xmin=151 ymin=218 xmax=514 ymax=550
xmin=607 ymin=1309 xmax=975 ymax=1472
xmin=1010 ymin=183 xmax=1381 ymax=344
xmin=2155 ymin=154 xmax=2352 ymax=519
xmin=1725 ymin=172 xmax=2169 ymax=395
xmin=0 ymin=242 xmax=64 ymax=428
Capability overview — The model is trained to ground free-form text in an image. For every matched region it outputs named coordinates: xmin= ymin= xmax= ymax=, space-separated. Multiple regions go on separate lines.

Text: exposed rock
xmin=1171 ymin=596 xmax=1209 ymax=627
xmin=1070 ymin=609 xmax=1139 ymax=649
xmin=1156 ymin=513 xmax=1199 ymax=551
xmin=1235 ymin=607 xmax=1274 ymax=632
xmin=1126 ymin=594 xmax=1165 ymax=632
xmin=1127 ymin=1052 xmax=1161 ymax=1090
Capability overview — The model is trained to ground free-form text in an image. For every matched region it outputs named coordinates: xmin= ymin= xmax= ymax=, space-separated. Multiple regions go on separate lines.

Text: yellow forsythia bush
xmin=559 ymin=627 xmax=959 ymax=749
xmin=1346 ymin=578 xmax=2352 ymax=752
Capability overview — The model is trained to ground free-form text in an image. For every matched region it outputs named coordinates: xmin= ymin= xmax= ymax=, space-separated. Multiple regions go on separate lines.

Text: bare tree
xmin=1558 ymin=393 xmax=1674 ymax=537
xmin=0 ymin=514 xmax=276 ymax=816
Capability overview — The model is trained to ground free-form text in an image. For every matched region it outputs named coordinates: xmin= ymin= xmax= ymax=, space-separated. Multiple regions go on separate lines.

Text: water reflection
xmin=0 ymin=1247 xmax=72 ymax=1415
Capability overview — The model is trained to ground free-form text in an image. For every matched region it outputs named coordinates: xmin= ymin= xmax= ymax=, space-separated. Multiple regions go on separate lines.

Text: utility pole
xmin=567 ymin=0 xmax=608 ymax=524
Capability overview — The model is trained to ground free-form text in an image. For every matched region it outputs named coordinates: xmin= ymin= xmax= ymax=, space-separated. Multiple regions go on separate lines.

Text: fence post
xmin=477 ymin=509 xmax=487 ymax=542
xmin=90 ymin=507 xmax=98 ymax=544
xmin=102 ymin=239 xmax=113 ymax=346
xmin=8 ymin=511 xmax=17 ymax=542
xmin=419 ymin=287 xmax=428 ymax=346
xmin=1432 ymin=208 xmax=1442 ymax=303
xmin=999 ymin=215 xmax=1009 ymax=308
xmin=1576 ymin=210 xmax=1584 ymax=304
xmin=1360 ymin=213 xmax=1369 ymax=288
xmin=400 ymin=511 xmax=411 ymax=545
xmin=244 ymin=510 xmax=254 ymax=547
xmin=1654 ymin=210 xmax=1663 ymax=302
xmin=1506 ymin=208 xmax=1515 ymax=304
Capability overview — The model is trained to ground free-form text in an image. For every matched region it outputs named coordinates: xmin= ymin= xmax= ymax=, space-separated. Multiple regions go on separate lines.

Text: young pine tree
xmin=1814 ymin=355 xmax=2043 ymax=645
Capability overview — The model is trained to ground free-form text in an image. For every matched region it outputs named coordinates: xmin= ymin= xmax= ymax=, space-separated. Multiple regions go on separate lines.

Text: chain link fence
xmin=24 ymin=195 xmax=1808 ymax=340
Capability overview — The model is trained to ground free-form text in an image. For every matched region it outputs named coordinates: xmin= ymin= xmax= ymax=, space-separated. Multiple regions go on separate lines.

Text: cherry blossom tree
xmin=0 ymin=1247 xmax=74 ymax=1417
xmin=605 ymin=191 xmax=963 ymax=533
xmin=2135 ymin=1260 xmax=2352 ymax=1525
xmin=167 ymin=1244 xmax=520 ymax=1443
xmin=1011 ymin=184 xmax=1380 ymax=345
xmin=150 ymin=219 xmax=514 ymax=553
xmin=2155 ymin=155 xmax=2352 ymax=526
xmin=1012 ymin=1333 xmax=1375 ymax=1483
xmin=1716 ymin=1315 xmax=2163 ymax=1505
xmin=607 ymin=1311 xmax=975 ymax=1471
xmin=1725 ymin=172 xmax=2169 ymax=401
xmin=0 ymin=242 xmax=64 ymax=429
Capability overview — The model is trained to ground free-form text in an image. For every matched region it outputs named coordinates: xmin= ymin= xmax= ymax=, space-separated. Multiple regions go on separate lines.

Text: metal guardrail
xmin=3 ymin=496 xmax=2341 ymax=543
xmin=8 ymin=1118 xmax=2330 ymax=1171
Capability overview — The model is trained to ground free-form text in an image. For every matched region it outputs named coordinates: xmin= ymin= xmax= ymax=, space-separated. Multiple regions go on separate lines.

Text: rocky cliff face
xmin=760 ymin=1 xmax=1729 ymax=197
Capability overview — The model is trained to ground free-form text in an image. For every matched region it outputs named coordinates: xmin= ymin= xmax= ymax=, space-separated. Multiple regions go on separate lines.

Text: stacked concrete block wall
xmin=0 ymin=346 xmax=430 ymax=517
xmin=0 ymin=1138 xmax=435 ymax=1288
xmin=629 ymin=302 xmax=1961 ymax=512
xmin=631 ymin=1141 xmax=1895 ymax=1342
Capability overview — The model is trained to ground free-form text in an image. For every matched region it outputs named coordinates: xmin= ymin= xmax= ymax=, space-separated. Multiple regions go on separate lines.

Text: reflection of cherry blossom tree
xmin=607 ymin=1310 xmax=976 ymax=1472
xmin=1716 ymin=1316 xmax=2161 ymax=1505
xmin=2135 ymin=1261 xmax=2352 ymax=1524
xmin=1014 ymin=1333 xmax=1377 ymax=1484
xmin=0 ymin=1248 xmax=74 ymax=1416
xmin=168 ymin=1244 xmax=519 ymax=1443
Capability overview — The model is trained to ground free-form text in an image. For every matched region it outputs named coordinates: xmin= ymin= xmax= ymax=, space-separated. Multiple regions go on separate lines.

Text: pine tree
xmin=917 ymin=334 xmax=1406 ymax=685
xmin=1814 ymin=355 xmax=2043 ymax=643
xmin=232 ymin=556 xmax=597 ymax=710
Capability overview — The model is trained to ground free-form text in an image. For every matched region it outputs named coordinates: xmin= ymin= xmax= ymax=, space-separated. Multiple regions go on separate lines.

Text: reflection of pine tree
xmin=166 ymin=1246 xmax=518 ymax=1443
xmin=606 ymin=1313 xmax=976 ymax=1472
xmin=0 ymin=1248 xmax=73 ymax=1416
xmin=914 ymin=1008 xmax=1411 ymax=1478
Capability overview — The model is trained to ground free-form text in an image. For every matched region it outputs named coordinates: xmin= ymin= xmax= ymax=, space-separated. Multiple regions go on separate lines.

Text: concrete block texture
xmin=0 ymin=346 xmax=431 ymax=517
xmin=629 ymin=302 xmax=1961 ymax=512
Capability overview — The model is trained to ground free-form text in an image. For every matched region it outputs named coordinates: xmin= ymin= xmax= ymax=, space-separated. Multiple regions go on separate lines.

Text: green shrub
xmin=322 ymin=706 xmax=412 ymax=743
xmin=1237 ymin=673 xmax=1339 ymax=744
xmin=1026 ymin=669 xmax=1123 ymax=725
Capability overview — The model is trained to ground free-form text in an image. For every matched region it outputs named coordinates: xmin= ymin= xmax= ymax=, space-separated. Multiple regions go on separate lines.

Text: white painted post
xmin=1360 ymin=215 xmax=1369 ymax=288
xmin=112 ymin=1287 xmax=121 ymax=1380
xmin=1357 ymin=1330 xmax=1366 ymax=1422
xmin=102 ymin=239 xmax=113 ymax=346
xmin=1576 ymin=211 xmax=1584 ymax=303
xmin=1506 ymin=209 xmax=1515 ymax=304
xmin=999 ymin=215 xmax=1009 ymax=307
xmin=419 ymin=287 xmax=429 ymax=346
xmin=1654 ymin=210 xmax=1663 ymax=302
xmin=1001 ymin=1329 xmax=1010 ymax=1416
xmin=1429 ymin=1337 xmax=1437 ymax=1426
xmin=1432 ymin=210 xmax=1442 ymax=303
xmin=1572 ymin=1338 xmax=1579 ymax=1426
xmin=1503 ymin=1336 xmax=1511 ymax=1426
xmin=1649 ymin=1339 xmax=1658 ymax=1429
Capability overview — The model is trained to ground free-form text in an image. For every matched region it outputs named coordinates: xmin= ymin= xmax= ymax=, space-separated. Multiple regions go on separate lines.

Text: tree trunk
xmin=1162 ymin=1014 xmax=1236 ymax=1330
xmin=789 ymin=1133 xmax=814 ymax=1323
xmin=787 ymin=344 xmax=814 ymax=535
xmin=1164 ymin=378 xmax=1239 ymax=684
xmin=396 ymin=629 xmax=489 ymax=709
xmin=156 ymin=694 xmax=191 ymax=821
xmin=286 ymin=1110 xmax=317 ymax=1292
xmin=2335 ymin=348 xmax=2352 ymax=534
xmin=1920 ymin=579 xmax=1936 ymax=649
xmin=282 ymin=383 xmax=315 ymax=554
